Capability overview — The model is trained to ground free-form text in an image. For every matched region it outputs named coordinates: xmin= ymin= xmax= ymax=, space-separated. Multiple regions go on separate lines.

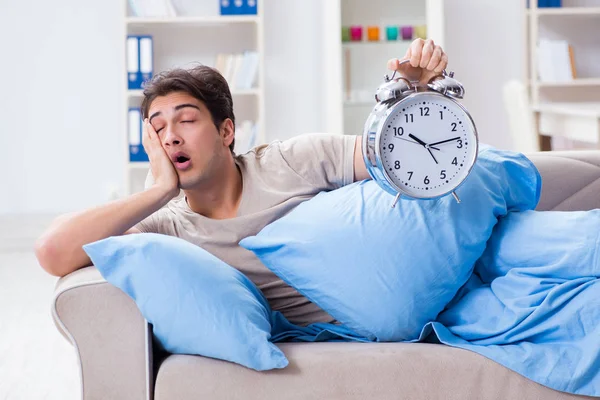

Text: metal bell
xmin=427 ymin=71 xmax=465 ymax=99
xmin=375 ymin=76 xmax=413 ymax=103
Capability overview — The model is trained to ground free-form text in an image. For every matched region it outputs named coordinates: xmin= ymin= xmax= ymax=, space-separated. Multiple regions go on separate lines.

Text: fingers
xmin=409 ymin=39 xmax=425 ymax=68
xmin=426 ymin=45 xmax=442 ymax=72
xmin=419 ymin=39 xmax=435 ymax=69
xmin=435 ymin=53 xmax=449 ymax=74
xmin=386 ymin=58 xmax=400 ymax=71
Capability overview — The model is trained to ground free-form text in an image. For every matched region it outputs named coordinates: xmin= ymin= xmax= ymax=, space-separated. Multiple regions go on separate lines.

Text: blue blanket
xmin=271 ymin=209 xmax=600 ymax=397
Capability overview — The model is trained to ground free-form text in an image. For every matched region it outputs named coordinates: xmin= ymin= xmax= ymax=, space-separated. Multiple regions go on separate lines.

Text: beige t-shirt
xmin=135 ymin=133 xmax=357 ymax=326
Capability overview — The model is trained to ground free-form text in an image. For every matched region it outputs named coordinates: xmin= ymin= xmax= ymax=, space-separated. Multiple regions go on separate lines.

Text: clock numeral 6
xmin=440 ymin=170 xmax=447 ymax=180
xmin=424 ymin=176 xmax=430 ymax=185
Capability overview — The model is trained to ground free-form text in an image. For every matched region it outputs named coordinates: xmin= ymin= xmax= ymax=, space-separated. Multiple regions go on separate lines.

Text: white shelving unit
xmin=123 ymin=1 xmax=265 ymax=195
xmin=526 ymin=0 xmax=600 ymax=150
xmin=321 ymin=0 xmax=446 ymax=136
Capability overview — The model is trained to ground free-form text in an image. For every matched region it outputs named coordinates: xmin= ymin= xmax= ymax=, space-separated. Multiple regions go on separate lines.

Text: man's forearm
xmin=35 ymin=186 xmax=174 ymax=277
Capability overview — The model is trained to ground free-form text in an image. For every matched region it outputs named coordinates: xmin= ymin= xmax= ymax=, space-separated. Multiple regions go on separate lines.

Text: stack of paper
xmin=214 ymin=51 xmax=260 ymax=90
xmin=537 ymin=39 xmax=577 ymax=83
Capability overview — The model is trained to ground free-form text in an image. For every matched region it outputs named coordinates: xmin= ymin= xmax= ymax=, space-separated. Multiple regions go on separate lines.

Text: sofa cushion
xmin=154 ymin=342 xmax=591 ymax=400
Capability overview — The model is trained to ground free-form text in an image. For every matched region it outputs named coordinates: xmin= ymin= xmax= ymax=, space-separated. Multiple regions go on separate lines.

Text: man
xmin=36 ymin=38 xmax=448 ymax=326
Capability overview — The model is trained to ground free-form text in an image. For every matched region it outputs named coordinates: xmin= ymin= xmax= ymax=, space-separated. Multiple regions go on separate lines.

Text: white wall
xmin=0 ymin=0 xmax=125 ymax=215
xmin=441 ymin=0 xmax=525 ymax=150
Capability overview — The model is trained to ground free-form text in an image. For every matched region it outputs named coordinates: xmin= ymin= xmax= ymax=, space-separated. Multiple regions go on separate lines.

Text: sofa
xmin=51 ymin=150 xmax=600 ymax=400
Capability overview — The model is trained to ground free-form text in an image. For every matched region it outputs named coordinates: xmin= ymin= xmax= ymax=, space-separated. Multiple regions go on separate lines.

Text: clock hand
xmin=408 ymin=133 xmax=427 ymax=147
xmin=393 ymin=136 xmax=440 ymax=150
xmin=429 ymin=136 xmax=462 ymax=147
xmin=409 ymin=134 xmax=440 ymax=164
xmin=427 ymin=148 xmax=439 ymax=164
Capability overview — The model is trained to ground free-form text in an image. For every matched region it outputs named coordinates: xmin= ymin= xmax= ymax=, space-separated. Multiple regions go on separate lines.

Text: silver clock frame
xmin=362 ymin=89 xmax=479 ymax=207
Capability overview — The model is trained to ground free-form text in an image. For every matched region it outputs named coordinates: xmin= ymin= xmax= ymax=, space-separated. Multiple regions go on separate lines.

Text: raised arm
xmin=352 ymin=38 xmax=449 ymax=182
xmin=36 ymin=119 xmax=179 ymax=277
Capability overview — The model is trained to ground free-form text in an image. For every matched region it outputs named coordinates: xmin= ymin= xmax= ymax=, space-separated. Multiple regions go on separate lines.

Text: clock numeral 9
xmin=440 ymin=170 xmax=447 ymax=180
xmin=424 ymin=176 xmax=430 ymax=185
xmin=405 ymin=114 xmax=414 ymax=123
xmin=420 ymin=107 xmax=430 ymax=117
xmin=393 ymin=127 xmax=404 ymax=136
xmin=394 ymin=161 xmax=401 ymax=170
xmin=387 ymin=143 xmax=395 ymax=153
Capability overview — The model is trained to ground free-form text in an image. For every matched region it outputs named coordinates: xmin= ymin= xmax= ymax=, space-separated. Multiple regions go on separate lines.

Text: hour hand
xmin=408 ymin=134 xmax=427 ymax=147
xmin=408 ymin=134 xmax=440 ymax=151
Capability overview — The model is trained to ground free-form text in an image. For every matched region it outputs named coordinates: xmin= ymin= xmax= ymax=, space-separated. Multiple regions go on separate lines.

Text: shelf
xmin=528 ymin=7 xmax=600 ymax=16
xmin=342 ymin=40 xmax=414 ymax=46
xmin=127 ymin=88 xmax=261 ymax=97
xmin=537 ymin=78 xmax=600 ymax=88
xmin=129 ymin=162 xmax=150 ymax=170
xmin=344 ymin=100 xmax=376 ymax=107
xmin=125 ymin=15 xmax=259 ymax=26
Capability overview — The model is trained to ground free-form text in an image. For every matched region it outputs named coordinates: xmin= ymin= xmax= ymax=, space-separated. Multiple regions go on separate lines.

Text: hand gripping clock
xmin=362 ymin=59 xmax=479 ymax=208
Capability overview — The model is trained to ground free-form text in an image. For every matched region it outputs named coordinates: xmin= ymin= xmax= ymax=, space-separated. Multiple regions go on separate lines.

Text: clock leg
xmin=452 ymin=192 xmax=461 ymax=204
xmin=391 ymin=193 xmax=401 ymax=208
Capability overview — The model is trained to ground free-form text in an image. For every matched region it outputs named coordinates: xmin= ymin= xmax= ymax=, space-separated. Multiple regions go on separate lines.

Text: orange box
xmin=367 ymin=26 xmax=380 ymax=41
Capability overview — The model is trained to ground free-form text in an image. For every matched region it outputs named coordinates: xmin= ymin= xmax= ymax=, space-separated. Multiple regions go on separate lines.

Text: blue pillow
xmin=239 ymin=146 xmax=542 ymax=342
xmin=83 ymin=233 xmax=288 ymax=371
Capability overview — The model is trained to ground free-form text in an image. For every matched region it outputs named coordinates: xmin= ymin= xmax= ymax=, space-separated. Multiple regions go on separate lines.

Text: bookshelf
xmin=526 ymin=0 xmax=600 ymax=150
xmin=123 ymin=0 xmax=265 ymax=195
xmin=322 ymin=0 xmax=446 ymax=136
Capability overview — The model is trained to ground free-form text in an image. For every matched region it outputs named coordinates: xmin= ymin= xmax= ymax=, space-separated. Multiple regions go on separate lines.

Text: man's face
xmin=148 ymin=91 xmax=232 ymax=189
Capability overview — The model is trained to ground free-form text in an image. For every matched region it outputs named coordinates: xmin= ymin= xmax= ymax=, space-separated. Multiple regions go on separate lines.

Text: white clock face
xmin=378 ymin=92 xmax=477 ymax=198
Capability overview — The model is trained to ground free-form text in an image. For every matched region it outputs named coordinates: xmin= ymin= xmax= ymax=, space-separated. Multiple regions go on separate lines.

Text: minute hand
xmin=429 ymin=136 xmax=462 ymax=147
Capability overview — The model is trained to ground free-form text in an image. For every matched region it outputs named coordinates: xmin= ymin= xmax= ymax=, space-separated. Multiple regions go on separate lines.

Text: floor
xmin=0 ymin=215 xmax=79 ymax=400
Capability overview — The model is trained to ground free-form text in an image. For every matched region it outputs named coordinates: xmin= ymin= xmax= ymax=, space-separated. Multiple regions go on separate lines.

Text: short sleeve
xmin=134 ymin=213 xmax=159 ymax=233
xmin=277 ymin=133 xmax=357 ymax=191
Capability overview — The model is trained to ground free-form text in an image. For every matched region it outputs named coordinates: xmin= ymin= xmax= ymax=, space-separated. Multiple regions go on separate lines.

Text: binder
xmin=127 ymin=36 xmax=142 ymax=89
xmin=126 ymin=35 xmax=153 ymax=90
xmin=139 ymin=36 xmax=153 ymax=86
xmin=129 ymin=108 xmax=149 ymax=162
xmin=220 ymin=0 xmax=257 ymax=15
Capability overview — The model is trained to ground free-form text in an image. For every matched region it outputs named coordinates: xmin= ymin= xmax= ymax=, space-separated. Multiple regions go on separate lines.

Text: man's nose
xmin=163 ymin=127 xmax=182 ymax=146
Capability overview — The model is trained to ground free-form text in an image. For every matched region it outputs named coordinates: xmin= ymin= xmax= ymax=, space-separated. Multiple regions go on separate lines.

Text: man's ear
xmin=220 ymin=119 xmax=235 ymax=148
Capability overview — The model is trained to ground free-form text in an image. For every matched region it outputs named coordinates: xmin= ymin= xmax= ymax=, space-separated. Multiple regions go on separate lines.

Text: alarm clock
xmin=362 ymin=59 xmax=479 ymax=207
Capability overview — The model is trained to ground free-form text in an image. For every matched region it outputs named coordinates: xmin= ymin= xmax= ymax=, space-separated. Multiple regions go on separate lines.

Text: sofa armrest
xmin=52 ymin=266 xmax=153 ymax=400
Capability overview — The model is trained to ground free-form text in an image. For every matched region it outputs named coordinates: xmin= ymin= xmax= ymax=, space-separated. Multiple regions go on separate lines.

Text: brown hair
xmin=141 ymin=64 xmax=236 ymax=152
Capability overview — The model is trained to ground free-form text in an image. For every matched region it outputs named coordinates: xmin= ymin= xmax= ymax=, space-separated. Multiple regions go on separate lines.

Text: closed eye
xmin=181 ymin=120 xmax=195 ymax=124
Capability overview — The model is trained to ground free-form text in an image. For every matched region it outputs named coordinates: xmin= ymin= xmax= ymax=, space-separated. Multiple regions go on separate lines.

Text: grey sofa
xmin=52 ymin=150 xmax=600 ymax=400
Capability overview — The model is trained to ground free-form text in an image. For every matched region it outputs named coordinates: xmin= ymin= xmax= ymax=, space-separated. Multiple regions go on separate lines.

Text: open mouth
xmin=171 ymin=152 xmax=192 ymax=170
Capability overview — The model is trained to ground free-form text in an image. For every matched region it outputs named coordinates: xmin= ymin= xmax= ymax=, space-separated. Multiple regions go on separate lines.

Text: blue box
xmin=220 ymin=0 xmax=257 ymax=15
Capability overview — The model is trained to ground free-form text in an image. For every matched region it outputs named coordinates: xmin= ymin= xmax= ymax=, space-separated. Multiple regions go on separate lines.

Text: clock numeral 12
xmin=420 ymin=107 xmax=430 ymax=116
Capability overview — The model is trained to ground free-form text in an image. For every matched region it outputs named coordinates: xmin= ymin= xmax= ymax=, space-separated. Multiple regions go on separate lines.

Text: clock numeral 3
xmin=394 ymin=161 xmax=401 ymax=170
xmin=440 ymin=170 xmax=447 ymax=180
xmin=456 ymin=139 xmax=463 ymax=149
